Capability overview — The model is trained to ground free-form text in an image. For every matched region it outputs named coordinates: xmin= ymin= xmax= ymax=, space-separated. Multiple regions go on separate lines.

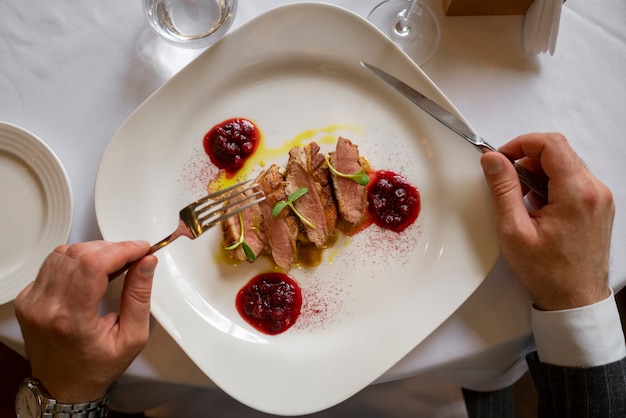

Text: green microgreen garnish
xmin=324 ymin=155 xmax=369 ymax=185
xmin=271 ymin=187 xmax=316 ymax=229
xmin=224 ymin=212 xmax=257 ymax=262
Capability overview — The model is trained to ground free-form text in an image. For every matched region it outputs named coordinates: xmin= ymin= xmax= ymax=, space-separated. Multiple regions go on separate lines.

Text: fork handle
xmin=107 ymin=240 xmax=168 ymax=281
xmin=108 ymin=262 xmax=135 ymax=282
xmin=107 ymin=220 xmax=191 ymax=280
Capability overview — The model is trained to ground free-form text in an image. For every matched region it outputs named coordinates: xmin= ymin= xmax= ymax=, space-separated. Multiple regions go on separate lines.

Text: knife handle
xmin=476 ymin=142 xmax=548 ymax=200
xmin=513 ymin=162 xmax=549 ymax=201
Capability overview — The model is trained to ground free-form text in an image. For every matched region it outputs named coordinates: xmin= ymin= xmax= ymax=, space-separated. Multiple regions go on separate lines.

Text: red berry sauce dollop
xmin=367 ymin=170 xmax=420 ymax=233
xmin=203 ymin=118 xmax=260 ymax=177
xmin=236 ymin=273 xmax=302 ymax=335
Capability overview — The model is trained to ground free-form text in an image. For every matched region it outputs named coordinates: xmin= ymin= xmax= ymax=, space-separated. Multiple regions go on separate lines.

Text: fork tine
xmin=193 ymin=182 xmax=260 ymax=213
xmin=112 ymin=180 xmax=264 ymax=275
xmin=202 ymin=194 xmax=266 ymax=230
xmin=193 ymin=179 xmax=254 ymax=207
xmin=196 ymin=189 xmax=265 ymax=225
xmin=206 ymin=182 xmax=260 ymax=207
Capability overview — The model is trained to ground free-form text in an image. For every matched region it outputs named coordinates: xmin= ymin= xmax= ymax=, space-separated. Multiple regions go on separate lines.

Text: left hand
xmin=15 ymin=240 xmax=157 ymax=403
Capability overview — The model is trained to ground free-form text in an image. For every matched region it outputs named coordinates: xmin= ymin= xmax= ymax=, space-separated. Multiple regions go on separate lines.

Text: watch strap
xmin=22 ymin=377 xmax=110 ymax=418
xmin=41 ymin=397 xmax=110 ymax=418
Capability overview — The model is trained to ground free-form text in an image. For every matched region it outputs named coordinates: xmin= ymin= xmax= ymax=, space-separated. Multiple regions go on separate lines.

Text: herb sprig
xmin=272 ymin=187 xmax=316 ymax=229
xmin=324 ymin=155 xmax=369 ymax=185
xmin=224 ymin=212 xmax=257 ymax=262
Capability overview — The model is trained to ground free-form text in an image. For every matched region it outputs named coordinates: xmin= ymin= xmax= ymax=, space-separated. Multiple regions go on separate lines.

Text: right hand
xmin=479 ymin=133 xmax=614 ymax=311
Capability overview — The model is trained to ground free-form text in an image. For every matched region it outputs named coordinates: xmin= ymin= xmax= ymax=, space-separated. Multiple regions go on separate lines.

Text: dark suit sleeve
xmin=526 ymin=351 xmax=626 ymax=418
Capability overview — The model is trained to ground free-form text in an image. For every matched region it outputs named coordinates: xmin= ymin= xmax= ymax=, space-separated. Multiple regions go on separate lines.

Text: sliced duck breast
xmin=221 ymin=185 xmax=267 ymax=262
xmin=329 ymin=137 xmax=367 ymax=226
xmin=284 ymin=142 xmax=337 ymax=248
xmin=256 ymin=164 xmax=299 ymax=271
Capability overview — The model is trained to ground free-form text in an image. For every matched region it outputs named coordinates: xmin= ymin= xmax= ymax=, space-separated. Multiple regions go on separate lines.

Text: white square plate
xmin=95 ymin=3 xmax=498 ymax=415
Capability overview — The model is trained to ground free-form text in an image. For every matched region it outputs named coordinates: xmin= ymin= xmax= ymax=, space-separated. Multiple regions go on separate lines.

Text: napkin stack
xmin=523 ymin=0 xmax=563 ymax=55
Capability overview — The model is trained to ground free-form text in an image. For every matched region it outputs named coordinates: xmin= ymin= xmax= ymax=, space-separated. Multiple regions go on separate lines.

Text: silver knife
xmin=361 ymin=61 xmax=548 ymax=200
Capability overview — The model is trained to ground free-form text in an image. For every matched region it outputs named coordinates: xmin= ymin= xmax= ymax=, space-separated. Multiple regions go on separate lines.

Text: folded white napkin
xmin=523 ymin=0 xmax=563 ymax=55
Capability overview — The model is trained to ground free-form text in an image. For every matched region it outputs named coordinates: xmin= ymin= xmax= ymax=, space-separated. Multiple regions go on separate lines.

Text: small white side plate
xmin=0 ymin=122 xmax=72 ymax=305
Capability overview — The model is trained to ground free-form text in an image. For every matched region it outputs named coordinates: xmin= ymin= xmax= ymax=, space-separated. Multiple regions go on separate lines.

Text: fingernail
xmin=133 ymin=240 xmax=149 ymax=247
xmin=481 ymin=155 xmax=504 ymax=175
xmin=139 ymin=258 xmax=157 ymax=277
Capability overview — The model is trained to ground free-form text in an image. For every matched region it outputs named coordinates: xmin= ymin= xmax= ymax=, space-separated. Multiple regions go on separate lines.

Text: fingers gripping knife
xmin=361 ymin=62 xmax=548 ymax=200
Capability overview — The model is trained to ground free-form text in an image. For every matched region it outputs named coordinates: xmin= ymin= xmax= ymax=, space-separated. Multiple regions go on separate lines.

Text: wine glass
xmin=368 ymin=0 xmax=441 ymax=65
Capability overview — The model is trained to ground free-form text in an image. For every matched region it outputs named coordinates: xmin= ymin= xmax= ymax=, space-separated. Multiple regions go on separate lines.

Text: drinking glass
xmin=368 ymin=0 xmax=441 ymax=65
xmin=144 ymin=0 xmax=238 ymax=49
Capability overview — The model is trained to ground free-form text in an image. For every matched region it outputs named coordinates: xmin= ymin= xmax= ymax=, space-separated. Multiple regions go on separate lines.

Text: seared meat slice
xmin=307 ymin=143 xmax=338 ymax=232
xmin=284 ymin=142 xmax=337 ymax=248
xmin=221 ymin=185 xmax=266 ymax=262
xmin=256 ymin=164 xmax=299 ymax=271
xmin=329 ymin=137 xmax=367 ymax=226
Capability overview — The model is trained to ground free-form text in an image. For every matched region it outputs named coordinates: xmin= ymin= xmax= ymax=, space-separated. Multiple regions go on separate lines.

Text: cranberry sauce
xmin=367 ymin=170 xmax=420 ymax=233
xmin=203 ymin=118 xmax=260 ymax=178
xmin=236 ymin=273 xmax=302 ymax=335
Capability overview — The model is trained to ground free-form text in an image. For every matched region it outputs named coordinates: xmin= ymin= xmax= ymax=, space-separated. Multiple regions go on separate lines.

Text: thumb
xmin=118 ymin=255 xmax=157 ymax=343
xmin=480 ymin=152 xmax=529 ymax=226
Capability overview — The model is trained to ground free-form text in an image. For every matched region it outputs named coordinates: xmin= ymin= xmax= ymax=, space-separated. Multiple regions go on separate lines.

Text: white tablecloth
xmin=1 ymin=0 xmax=625 ymax=415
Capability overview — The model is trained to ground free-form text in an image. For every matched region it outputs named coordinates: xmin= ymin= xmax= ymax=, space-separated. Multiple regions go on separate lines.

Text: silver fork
xmin=110 ymin=179 xmax=264 ymax=280
xmin=148 ymin=179 xmax=264 ymax=254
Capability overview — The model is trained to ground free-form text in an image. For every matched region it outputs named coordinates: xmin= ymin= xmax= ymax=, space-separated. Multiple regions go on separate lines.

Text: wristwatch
xmin=15 ymin=377 xmax=110 ymax=418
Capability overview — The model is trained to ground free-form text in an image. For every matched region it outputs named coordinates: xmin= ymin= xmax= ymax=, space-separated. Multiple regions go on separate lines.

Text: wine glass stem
xmin=396 ymin=0 xmax=421 ymax=35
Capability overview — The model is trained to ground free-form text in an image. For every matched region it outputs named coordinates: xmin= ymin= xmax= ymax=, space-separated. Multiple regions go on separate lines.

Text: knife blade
xmin=361 ymin=61 xmax=548 ymax=200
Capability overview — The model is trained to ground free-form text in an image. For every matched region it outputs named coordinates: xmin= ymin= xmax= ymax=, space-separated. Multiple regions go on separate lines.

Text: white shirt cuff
xmin=531 ymin=289 xmax=626 ymax=367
